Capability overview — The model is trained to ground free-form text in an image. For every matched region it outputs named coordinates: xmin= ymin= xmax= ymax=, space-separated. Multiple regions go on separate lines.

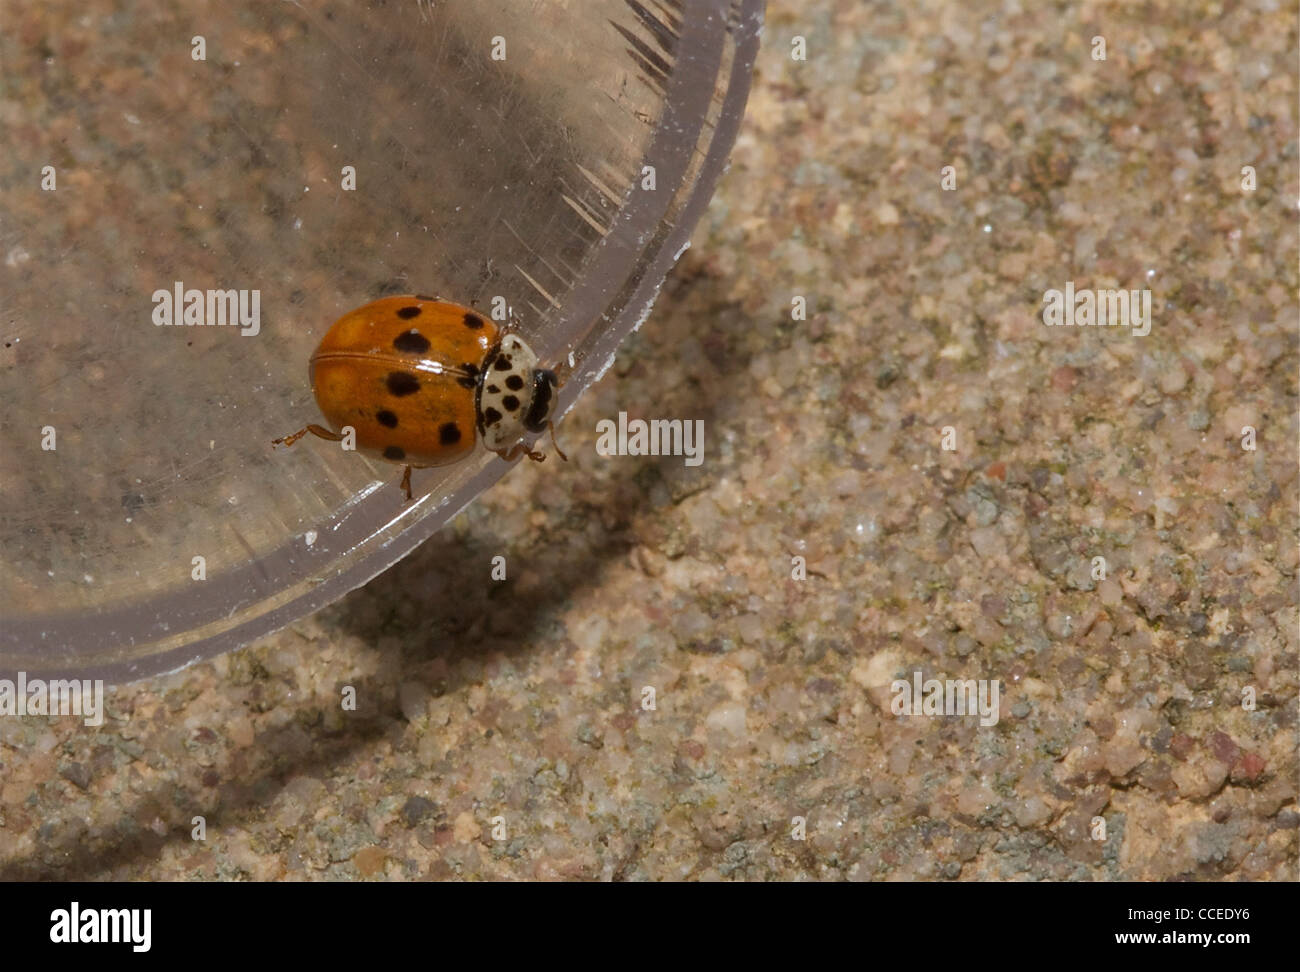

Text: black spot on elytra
xmin=439 ymin=422 xmax=462 ymax=445
xmin=376 ymin=410 xmax=398 ymax=428
xmin=463 ymin=313 xmax=484 ymax=330
xmin=396 ymin=305 xmax=422 ymax=320
xmin=383 ymin=445 xmax=406 ymax=461
xmin=456 ymin=362 xmax=480 ymax=389
xmin=506 ymin=374 xmax=524 ymax=391
xmin=393 ymin=329 xmax=431 ymax=354
xmin=386 ymin=371 xmax=420 ymax=396
xmin=503 ymin=395 xmax=520 ymax=411
xmin=494 ymin=357 xmax=512 ymax=371
xmin=484 ymin=407 xmax=502 ymax=425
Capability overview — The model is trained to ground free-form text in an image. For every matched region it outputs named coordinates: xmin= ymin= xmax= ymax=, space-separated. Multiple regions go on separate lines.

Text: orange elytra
xmin=274 ymin=295 xmax=565 ymax=500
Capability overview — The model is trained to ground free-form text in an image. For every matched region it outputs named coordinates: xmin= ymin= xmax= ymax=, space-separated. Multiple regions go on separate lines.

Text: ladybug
xmin=274 ymin=295 xmax=566 ymax=500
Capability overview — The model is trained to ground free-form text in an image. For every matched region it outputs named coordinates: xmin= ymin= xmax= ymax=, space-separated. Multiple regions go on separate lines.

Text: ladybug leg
xmin=399 ymin=465 xmax=413 ymax=502
xmin=547 ymin=421 xmax=568 ymax=462
xmin=272 ymin=424 xmax=344 ymax=448
xmin=495 ymin=443 xmax=546 ymax=463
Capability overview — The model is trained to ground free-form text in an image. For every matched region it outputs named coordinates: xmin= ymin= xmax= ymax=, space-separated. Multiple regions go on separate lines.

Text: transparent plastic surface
xmin=0 ymin=0 xmax=763 ymax=681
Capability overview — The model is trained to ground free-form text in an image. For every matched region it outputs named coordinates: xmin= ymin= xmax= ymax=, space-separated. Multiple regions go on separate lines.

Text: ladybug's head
xmin=522 ymin=368 xmax=559 ymax=434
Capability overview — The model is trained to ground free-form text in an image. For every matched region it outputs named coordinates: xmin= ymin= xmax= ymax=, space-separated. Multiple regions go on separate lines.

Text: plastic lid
xmin=0 ymin=0 xmax=762 ymax=682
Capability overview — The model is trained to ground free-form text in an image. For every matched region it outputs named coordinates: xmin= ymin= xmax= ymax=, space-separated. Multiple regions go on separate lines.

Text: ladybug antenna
xmin=549 ymin=348 xmax=577 ymax=385
xmin=548 ymin=421 xmax=568 ymax=462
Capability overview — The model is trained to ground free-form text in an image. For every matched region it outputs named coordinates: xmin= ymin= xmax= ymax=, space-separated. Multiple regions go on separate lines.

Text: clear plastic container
xmin=0 ymin=0 xmax=763 ymax=682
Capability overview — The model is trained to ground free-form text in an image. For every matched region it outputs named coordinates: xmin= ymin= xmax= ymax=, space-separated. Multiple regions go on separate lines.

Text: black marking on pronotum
xmin=396 ymin=306 xmax=422 ymax=319
xmin=494 ymin=357 xmax=512 ymax=371
xmin=523 ymin=369 xmax=557 ymax=433
xmin=463 ymin=313 xmax=485 ymax=330
xmin=506 ymin=374 xmax=524 ymax=391
xmin=487 ymin=384 xmax=500 ymax=394
xmin=376 ymin=410 xmax=398 ymax=428
xmin=484 ymin=406 xmax=503 ymax=426
xmin=503 ymin=395 xmax=520 ymax=412
xmin=393 ymin=329 xmax=431 ymax=354
xmin=439 ymin=422 xmax=462 ymax=445
xmin=386 ymin=371 xmax=420 ymax=396
xmin=383 ymin=445 xmax=406 ymax=461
